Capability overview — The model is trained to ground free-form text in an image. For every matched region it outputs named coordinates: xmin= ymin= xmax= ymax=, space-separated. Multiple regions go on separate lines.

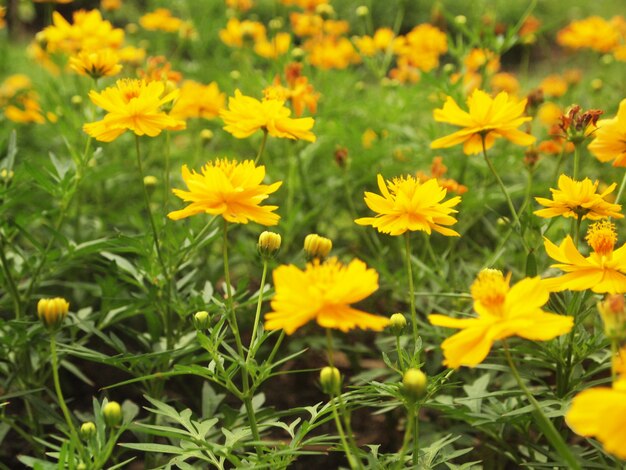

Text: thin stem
xmin=50 ymin=335 xmax=84 ymax=460
xmin=615 ymin=169 xmax=626 ymax=207
xmin=329 ymin=396 xmax=358 ymax=470
xmin=503 ymin=341 xmax=581 ymax=470
xmin=222 ymin=221 xmax=261 ymax=450
xmin=0 ymin=235 xmax=21 ymax=319
xmin=246 ymin=260 xmax=268 ymax=363
xmin=254 ymin=130 xmax=269 ymax=165
xmin=404 ymin=233 xmax=418 ymax=343
xmin=412 ymin=408 xmax=420 ymax=469
xmin=174 ymin=216 xmax=218 ymax=270
xmin=395 ymin=336 xmax=405 ymax=371
xmin=266 ymin=330 xmax=285 ymax=364
xmin=395 ymin=405 xmax=414 ymax=470
xmin=572 ymin=142 xmax=581 ymax=181
xmin=481 ymin=137 xmax=522 ymax=229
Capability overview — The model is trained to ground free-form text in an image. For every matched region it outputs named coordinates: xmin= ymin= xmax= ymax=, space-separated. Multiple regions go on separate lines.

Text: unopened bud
xmin=315 ymin=4 xmax=334 ymax=19
xmin=389 ymin=313 xmax=407 ymax=335
xmin=356 ymin=6 xmax=369 ymax=17
xmin=37 ymin=297 xmax=69 ymax=329
xmin=200 ymin=129 xmax=214 ymax=142
xmin=143 ymin=175 xmax=158 ymax=188
xmin=193 ymin=311 xmax=210 ymax=330
xmin=71 ymin=95 xmax=83 ymax=106
xmin=402 ymin=368 xmax=427 ymax=400
xmin=0 ymin=168 xmax=14 ymax=183
xmin=230 ymin=70 xmax=241 ymax=81
xmin=320 ymin=366 xmax=341 ymax=395
xmin=258 ymin=231 xmax=281 ymax=259
xmin=591 ymin=78 xmax=603 ymax=91
xmin=80 ymin=421 xmax=96 ymax=439
xmin=269 ymin=18 xmax=284 ymax=30
xmin=291 ymin=47 xmax=305 ymax=61
xmin=103 ymin=401 xmax=122 ymax=427
xmin=304 ymin=234 xmax=332 ymax=261
xmin=454 ymin=15 xmax=467 ymax=25
xmin=598 ymin=294 xmax=626 ymax=340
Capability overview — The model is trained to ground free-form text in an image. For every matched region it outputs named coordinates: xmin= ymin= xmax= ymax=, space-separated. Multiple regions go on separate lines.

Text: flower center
xmin=471 ymin=269 xmax=509 ymax=311
xmin=586 ymin=220 xmax=617 ymax=256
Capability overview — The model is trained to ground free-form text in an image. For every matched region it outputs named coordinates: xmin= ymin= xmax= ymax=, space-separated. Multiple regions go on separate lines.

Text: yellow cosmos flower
xmin=355 ymin=174 xmax=461 ymax=236
xmin=264 ymin=257 xmax=389 ymax=334
xmin=168 ymin=159 xmax=282 ymax=225
xmin=429 ymin=270 xmax=573 ymax=369
xmin=139 ymin=8 xmax=183 ymax=33
xmin=534 ymin=174 xmax=623 ymax=221
xmin=69 ymin=49 xmax=122 ymax=79
xmin=254 ymin=33 xmax=291 ymax=59
xmin=220 ymin=89 xmax=316 ymax=142
xmin=431 ymin=89 xmax=536 ymax=155
xmin=566 ymin=376 xmax=626 ymax=460
xmin=169 ymin=81 xmax=225 ymax=121
xmin=588 ymin=98 xmax=626 ymax=167
xmin=83 ymin=79 xmax=186 ymax=142
xmin=543 ymin=221 xmax=626 ymax=294
xmin=557 ymin=16 xmax=622 ymax=53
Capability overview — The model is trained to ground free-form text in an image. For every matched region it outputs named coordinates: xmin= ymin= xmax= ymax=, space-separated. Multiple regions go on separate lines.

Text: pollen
xmin=586 ymin=220 xmax=617 ymax=256
xmin=470 ymin=269 xmax=510 ymax=310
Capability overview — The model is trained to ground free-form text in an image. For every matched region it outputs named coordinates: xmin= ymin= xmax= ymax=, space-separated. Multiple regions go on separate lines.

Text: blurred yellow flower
xmin=394 ymin=24 xmax=447 ymax=72
xmin=0 ymin=7 xmax=6 ymax=29
xmin=355 ymin=174 xmax=461 ymax=236
xmin=42 ymin=10 xmax=124 ymax=54
xmin=557 ymin=16 xmax=622 ymax=53
xmin=101 ymin=0 xmax=122 ymax=11
xmin=588 ymin=98 xmax=626 ymax=167
xmin=219 ymin=17 xmax=266 ymax=47
xmin=220 ymin=89 xmax=316 ymax=141
xmin=566 ymin=376 xmax=626 ymax=460
xmin=139 ymin=8 xmax=183 ymax=33
xmin=431 ymin=89 xmax=535 ymax=155
xmin=264 ymin=257 xmax=389 ymax=334
xmin=170 ymin=81 xmax=225 ymax=120
xmin=429 ymin=270 xmax=573 ymax=368
xmin=83 ymin=79 xmax=185 ymax=142
xmin=539 ymin=74 xmax=568 ymax=98
xmin=464 ymin=48 xmax=500 ymax=74
xmin=543 ymin=221 xmax=626 ymax=294
xmin=168 ymin=159 xmax=282 ymax=225
xmin=254 ymin=32 xmax=291 ymax=59
xmin=225 ymin=0 xmax=254 ymax=12
xmin=305 ymin=35 xmax=360 ymax=70
xmin=69 ymin=49 xmax=122 ymax=79
xmin=490 ymin=72 xmax=520 ymax=95
xmin=534 ymin=174 xmax=623 ymax=220
xmin=0 ymin=75 xmax=45 ymax=124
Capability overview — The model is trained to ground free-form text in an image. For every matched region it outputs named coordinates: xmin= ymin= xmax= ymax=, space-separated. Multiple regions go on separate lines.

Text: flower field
xmin=1 ymin=0 xmax=626 ymax=468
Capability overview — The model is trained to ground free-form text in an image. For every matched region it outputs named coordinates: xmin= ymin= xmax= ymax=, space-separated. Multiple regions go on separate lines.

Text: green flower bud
xmin=402 ymin=368 xmax=427 ymax=401
xmin=389 ymin=313 xmax=407 ymax=336
xmin=103 ymin=401 xmax=122 ymax=428
xmin=80 ymin=421 xmax=96 ymax=439
xmin=320 ymin=366 xmax=342 ymax=395
xmin=193 ymin=311 xmax=210 ymax=330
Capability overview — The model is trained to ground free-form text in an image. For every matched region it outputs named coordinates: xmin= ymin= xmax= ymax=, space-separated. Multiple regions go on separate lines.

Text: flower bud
xmin=80 ymin=421 xmax=96 ymax=440
xmin=71 ymin=95 xmax=83 ymax=106
xmin=269 ymin=18 xmax=284 ymax=30
xmin=320 ymin=366 xmax=342 ymax=395
xmin=598 ymin=294 xmax=626 ymax=340
xmin=103 ymin=401 xmax=122 ymax=427
xmin=143 ymin=175 xmax=158 ymax=187
xmin=0 ymin=168 xmax=14 ymax=184
xmin=230 ymin=70 xmax=241 ymax=81
xmin=200 ymin=129 xmax=214 ymax=142
xmin=291 ymin=47 xmax=305 ymax=61
xmin=389 ymin=313 xmax=407 ymax=335
xmin=37 ymin=297 xmax=69 ymax=329
xmin=454 ymin=15 xmax=467 ymax=25
xmin=304 ymin=234 xmax=332 ymax=261
xmin=356 ymin=6 xmax=369 ymax=17
xmin=193 ymin=311 xmax=210 ymax=330
xmin=402 ymin=368 xmax=427 ymax=400
xmin=315 ymin=4 xmax=334 ymax=19
xmin=258 ymin=231 xmax=282 ymax=259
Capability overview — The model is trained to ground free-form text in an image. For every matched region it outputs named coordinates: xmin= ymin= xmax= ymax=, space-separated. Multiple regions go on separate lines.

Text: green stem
xmin=266 ymin=330 xmax=285 ymax=364
xmin=330 ymin=395 xmax=358 ymax=470
xmin=255 ymin=129 xmax=269 ymax=165
xmin=222 ymin=221 xmax=261 ymax=450
xmin=174 ymin=216 xmax=218 ymax=270
xmin=50 ymin=335 xmax=85 ymax=460
xmin=246 ymin=260 xmax=268 ymax=363
xmin=412 ymin=407 xmax=420 ymax=469
xmin=395 ymin=405 xmax=414 ymax=470
xmin=615 ymin=169 xmax=626 ymax=207
xmin=481 ymin=137 xmax=522 ymax=229
xmin=503 ymin=341 xmax=581 ymax=470
xmin=396 ymin=335 xmax=405 ymax=371
xmin=336 ymin=391 xmax=363 ymax=470
xmin=0 ymin=235 xmax=21 ymax=319
xmin=572 ymin=142 xmax=581 ymax=181
xmin=135 ymin=135 xmax=172 ymax=348
xmin=404 ymin=233 xmax=418 ymax=343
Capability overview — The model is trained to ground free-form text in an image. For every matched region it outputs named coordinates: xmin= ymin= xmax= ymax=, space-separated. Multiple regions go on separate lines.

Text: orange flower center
xmin=471 ymin=269 xmax=509 ymax=311
xmin=586 ymin=220 xmax=617 ymax=256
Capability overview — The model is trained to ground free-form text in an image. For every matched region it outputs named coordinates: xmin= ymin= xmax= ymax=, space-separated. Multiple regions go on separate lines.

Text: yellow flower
xmin=539 ymin=74 xmax=568 ymax=98
xmin=42 ymin=10 xmax=124 ymax=54
xmin=557 ymin=16 xmax=622 ymax=53
xmin=534 ymin=174 xmax=623 ymax=221
xmin=429 ymin=270 xmax=573 ymax=368
xmin=254 ymin=32 xmax=291 ymax=59
xmin=490 ymin=72 xmax=520 ymax=95
xmin=543 ymin=221 xmax=626 ymax=294
xmin=355 ymin=174 xmax=461 ymax=236
xmin=431 ymin=89 xmax=535 ymax=155
xmin=219 ymin=17 xmax=266 ymax=47
xmin=83 ymin=79 xmax=185 ymax=142
xmin=101 ymin=0 xmax=122 ymax=11
xmin=588 ymin=98 xmax=626 ymax=167
xmin=394 ymin=24 xmax=447 ymax=72
xmin=304 ymin=36 xmax=360 ymax=70
xmin=566 ymin=377 xmax=626 ymax=460
xmin=264 ymin=257 xmax=389 ymax=334
xmin=220 ymin=89 xmax=315 ymax=142
xmin=37 ymin=297 xmax=70 ymax=329
xmin=169 ymin=81 xmax=225 ymax=121
xmin=69 ymin=49 xmax=122 ymax=79
xmin=139 ymin=8 xmax=183 ymax=33
xmin=168 ymin=159 xmax=282 ymax=225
